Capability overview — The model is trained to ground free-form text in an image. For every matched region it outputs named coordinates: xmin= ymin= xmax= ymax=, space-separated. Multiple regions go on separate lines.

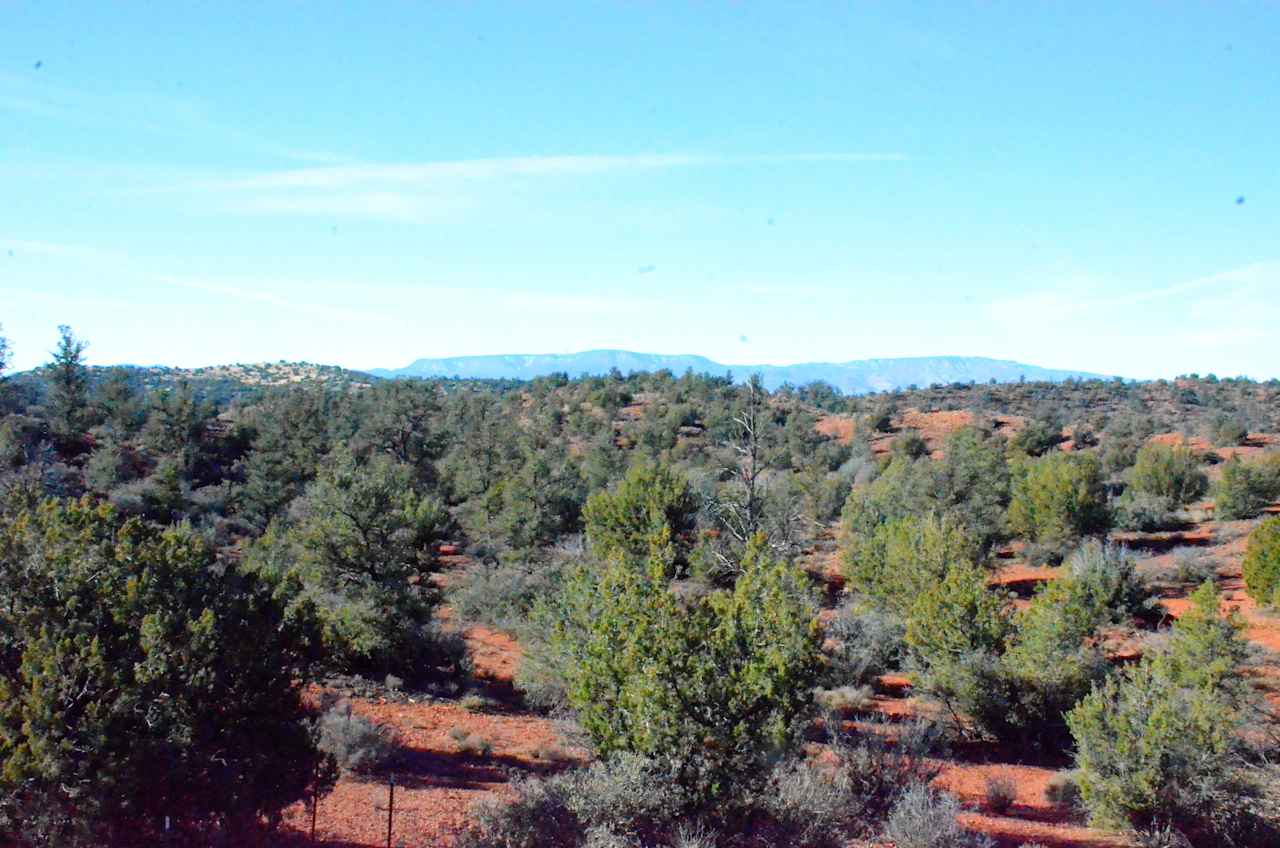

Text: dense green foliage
xmin=842 ymin=512 xmax=977 ymax=618
xmin=549 ymin=535 xmax=821 ymax=802
xmin=1067 ymin=583 xmax=1270 ymax=843
xmin=1214 ymin=455 xmax=1280 ymax=520
xmin=1009 ymin=418 xmax=1063 ymax=457
xmin=1243 ymin=517 xmax=1280 ymax=605
xmin=839 ymin=426 xmax=1010 ymax=563
xmin=906 ymin=543 xmax=1155 ymax=750
xmin=934 ymin=426 xmax=1012 ymax=553
xmin=1129 ymin=442 xmax=1208 ymax=506
xmin=245 ymin=449 xmax=455 ymax=678
xmin=997 ymin=543 xmax=1154 ymax=746
xmin=1008 ymin=452 xmax=1110 ymax=562
xmin=581 ymin=461 xmax=701 ymax=575
xmin=46 ymin=326 xmax=91 ymax=447
xmin=0 ymin=495 xmax=328 ymax=845
xmin=839 ymin=455 xmax=934 ymax=536
xmin=904 ymin=561 xmax=1013 ymax=736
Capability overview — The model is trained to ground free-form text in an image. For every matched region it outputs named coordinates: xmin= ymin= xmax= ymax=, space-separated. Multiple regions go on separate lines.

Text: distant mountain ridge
xmin=370 ymin=351 xmax=1107 ymax=394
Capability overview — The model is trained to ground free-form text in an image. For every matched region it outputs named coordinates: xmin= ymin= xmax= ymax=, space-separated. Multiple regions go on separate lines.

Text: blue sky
xmin=2 ymin=2 xmax=1277 ymax=378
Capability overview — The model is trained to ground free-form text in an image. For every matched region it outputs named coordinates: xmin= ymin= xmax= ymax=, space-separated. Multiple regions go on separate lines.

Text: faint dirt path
xmin=276 ymin=552 xmax=576 ymax=847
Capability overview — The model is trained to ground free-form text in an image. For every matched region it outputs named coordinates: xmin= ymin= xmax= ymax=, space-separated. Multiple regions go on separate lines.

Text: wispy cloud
xmin=980 ymin=261 xmax=1280 ymax=379
xmin=0 ymin=71 xmax=345 ymax=164
xmin=171 ymin=151 xmax=906 ymax=221
xmin=242 ymin=191 xmax=472 ymax=221
xmin=497 ymin=290 xmax=652 ymax=315
xmin=153 ymin=276 xmax=386 ymax=324
xmin=211 ymin=154 xmax=704 ymax=191
xmin=0 ymin=237 xmax=125 ymax=262
xmin=986 ymin=262 xmax=1280 ymax=325
xmin=1098 ymin=262 xmax=1278 ymax=309
xmin=201 ymin=151 xmax=907 ymax=192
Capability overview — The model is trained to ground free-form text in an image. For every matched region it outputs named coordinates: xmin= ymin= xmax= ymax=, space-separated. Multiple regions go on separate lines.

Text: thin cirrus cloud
xmin=207 ymin=152 xmax=908 ymax=190
xmin=158 ymin=273 xmax=653 ymax=320
xmin=0 ymin=72 xmax=345 ymax=164
xmin=178 ymin=152 xmax=908 ymax=220
xmin=985 ymin=261 xmax=1280 ymax=326
xmin=241 ymin=190 xmax=472 ymax=221
xmin=496 ymin=290 xmax=653 ymax=316
xmin=152 ymin=276 xmax=383 ymax=324
xmin=1 ymin=237 xmax=128 ymax=263
xmin=981 ymin=261 xmax=1280 ymax=378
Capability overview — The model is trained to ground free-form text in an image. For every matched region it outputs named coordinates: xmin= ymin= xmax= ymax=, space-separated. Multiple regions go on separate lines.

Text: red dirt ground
xmin=458 ymin=620 xmax=523 ymax=685
xmin=815 ymin=414 xmax=856 ymax=444
xmin=1148 ymin=432 xmax=1278 ymax=480
xmin=816 ymin=409 xmax=1028 ymax=461
xmin=276 ymin=556 xmax=580 ymax=847
xmin=936 ymin=762 xmax=1128 ymax=848
xmin=280 ymin=696 xmax=578 ymax=847
xmin=989 ymin=561 xmax=1060 ymax=591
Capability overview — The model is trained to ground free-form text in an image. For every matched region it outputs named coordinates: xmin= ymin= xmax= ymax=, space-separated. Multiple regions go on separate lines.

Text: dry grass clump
xmin=316 ymin=700 xmax=398 ymax=774
xmin=816 ymin=684 xmax=875 ymax=714
xmin=1044 ymin=769 xmax=1081 ymax=809
xmin=448 ymin=725 xmax=493 ymax=756
xmin=984 ymin=775 xmax=1016 ymax=814
xmin=883 ymin=782 xmax=992 ymax=848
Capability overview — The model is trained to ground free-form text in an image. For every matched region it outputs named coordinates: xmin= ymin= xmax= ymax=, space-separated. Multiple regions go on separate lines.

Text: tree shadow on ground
xmin=371 ymin=744 xmax=576 ymax=793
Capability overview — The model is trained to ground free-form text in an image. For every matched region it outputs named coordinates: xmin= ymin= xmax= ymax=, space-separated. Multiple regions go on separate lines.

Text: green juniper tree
xmin=0 ymin=495 xmax=331 ymax=846
xmin=1008 ymin=451 xmax=1110 ymax=563
xmin=246 ymin=448 xmax=453 ymax=678
xmin=237 ymin=387 xmax=338 ymax=528
xmin=141 ymin=380 xmax=214 ymax=477
xmin=1242 ymin=517 xmax=1280 ymax=606
xmin=549 ymin=532 xmax=821 ymax=802
xmin=843 ymin=512 xmax=978 ymax=618
xmin=581 ymin=460 xmax=701 ymax=575
xmin=1129 ymin=442 xmax=1208 ymax=506
xmin=1067 ymin=582 xmax=1267 ymax=842
xmin=45 ymin=325 xmax=91 ymax=446
xmin=91 ymin=368 xmax=147 ymax=436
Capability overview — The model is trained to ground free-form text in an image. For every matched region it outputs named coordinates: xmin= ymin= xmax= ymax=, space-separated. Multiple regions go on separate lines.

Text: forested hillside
xmin=2 ymin=325 xmax=1279 ymax=847
xmin=5 ymin=359 xmax=378 ymax=407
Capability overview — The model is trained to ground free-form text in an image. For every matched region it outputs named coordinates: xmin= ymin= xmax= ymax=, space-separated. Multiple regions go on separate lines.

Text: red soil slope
xmin=816 ymin=409 xmax=1027 ymax=460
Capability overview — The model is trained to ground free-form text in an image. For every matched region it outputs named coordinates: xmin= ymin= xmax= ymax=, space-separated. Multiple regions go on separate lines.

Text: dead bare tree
xmin=705 ymin=374 xmax=805 ymax=576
